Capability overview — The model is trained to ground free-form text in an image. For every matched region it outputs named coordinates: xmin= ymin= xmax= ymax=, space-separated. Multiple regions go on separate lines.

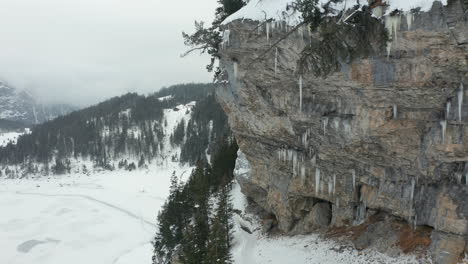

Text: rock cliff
xmin=217 ymin=0 xmax=468 ymax=262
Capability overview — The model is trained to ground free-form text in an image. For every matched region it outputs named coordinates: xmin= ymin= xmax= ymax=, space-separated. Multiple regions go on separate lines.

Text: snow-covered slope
xmin=0 ymin=129 xmax=30 ymax=147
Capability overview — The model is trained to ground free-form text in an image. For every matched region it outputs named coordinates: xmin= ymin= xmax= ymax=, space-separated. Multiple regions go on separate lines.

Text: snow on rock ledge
xmin=222 ymin=0 xmax=448 ymax=26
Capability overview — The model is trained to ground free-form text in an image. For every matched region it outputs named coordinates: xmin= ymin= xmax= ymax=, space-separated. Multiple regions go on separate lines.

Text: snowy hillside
xmin=0 ymin=131 xmax=25 ymax=147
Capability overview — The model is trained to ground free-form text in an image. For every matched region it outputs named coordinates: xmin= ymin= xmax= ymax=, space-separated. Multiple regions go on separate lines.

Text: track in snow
xmin=15 ymin=191 xmax=157 ymax=228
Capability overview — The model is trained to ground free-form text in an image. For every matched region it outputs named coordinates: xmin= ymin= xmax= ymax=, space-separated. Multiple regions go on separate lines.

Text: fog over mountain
xmin=0 ymin=0 xmax=217 ymax=106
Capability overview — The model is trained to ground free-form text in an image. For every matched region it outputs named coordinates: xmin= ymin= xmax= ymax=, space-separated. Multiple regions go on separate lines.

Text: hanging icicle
xmin=393 ymin=104 xmax=398 ymax=119
xmin=233 ymin=62 xmax=238 ymax=79
xmin=333 ymin=174 xmax=336 ymax=195
xmin=405 ymin=12 xmax=414 ymax=31
xmin=323 ymin=117 xmax=328 ymax=136
xmin=440 ymin=120 xmax=447 ymax=143
xmin=266 ymin=22 xmax=270 ymax=43
xmin=446 ymin=101 xmax=451 ymax=120
xmin=351 ymin=169 xmax=356 ymax=191
xmin=274 ymin=48 xmax=278 ymax=76
xmin=222 ymin=29 xmax=230 ymax=49
xmin=299 ymin=75 xmax=303 ymax=113
xmin=458 ymin=83 xmax=464 ymax=122
xmin=315 ymin=168 xmax=321 ymax=194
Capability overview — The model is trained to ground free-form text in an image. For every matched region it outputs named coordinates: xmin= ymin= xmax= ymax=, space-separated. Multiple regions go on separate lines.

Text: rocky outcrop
xmin=0 ymin=81 xmax=75 ymax=126
xmin=218 ymin=0 xmax=468 ymax=262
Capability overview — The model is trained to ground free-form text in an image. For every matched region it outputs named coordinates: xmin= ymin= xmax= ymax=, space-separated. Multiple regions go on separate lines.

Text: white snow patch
xmin=222 ymin=0 xmax=446 ymax=27
xmin=223 ymin=0 xmax=302 ymax=26
xmin=384 ymin=0 xmax=447 ymax=14
xmin=0 ymin=129 xmax=30 ymax=147
xmin=157 ymin=95 xmax=173 ymax=102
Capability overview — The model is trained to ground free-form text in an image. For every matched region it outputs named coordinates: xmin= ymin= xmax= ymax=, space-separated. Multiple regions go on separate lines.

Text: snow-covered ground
xmin=0 ymin=131 xmax=25 ymax=147
xmin=0 ymin=164 xmax=192 ymax=264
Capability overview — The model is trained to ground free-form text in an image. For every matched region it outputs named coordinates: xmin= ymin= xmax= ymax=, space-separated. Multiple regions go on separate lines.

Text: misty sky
xmin=0 ymin=0 xmax=218 ymax=106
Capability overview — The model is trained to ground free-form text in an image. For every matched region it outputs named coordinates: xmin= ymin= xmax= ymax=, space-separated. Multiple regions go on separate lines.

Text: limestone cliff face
xmin=217 ymin=0 xmax=468 ymax=260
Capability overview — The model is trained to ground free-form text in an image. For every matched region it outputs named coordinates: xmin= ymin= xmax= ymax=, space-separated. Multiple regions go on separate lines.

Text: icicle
xmin=315 ymin=168 xmax=321 ymax=194
xmin=406 ymin=12 xmax=414 ymax=30
xmin=311 ymin=155 xmax=316 ymax=165
xmin=233 ymin=62 xmax=238 ymax=79
xmin=413 ymin=215 xmax=418 ymax=230
xmin=299 ymin=75 xmax=303 ymax=113
xmin=440 ymin=120 xmax=447 ymax=143
xmin=351 ymin=169 xmax=356 ymax=191
xmin=301 ymin=165 xmax=306 ymax=180
xmin=384 ymin=15 xmax=402 ymax=58
xmin=328 ymin=181 xmax=333 ymax=195
xmin=393 ymin=104 xmax=398 ymax=119
xmin=446 ymin=101 xmax=451 ymax=119
xmin=274 ymin=47 xmax=278 ymax=76
xmin=465 ymin=171 xmax=468 ymax=186
xmin=456 ymin=172 xmax=462 ymax=184
xmin=458 ymin=83 xmax=464 ymax=122
xmin=333 ymin=174 xmax=336 ymax=195
xmin=333 ymin=118 xmax=340 ymax=130
xmin=323 ymin=117 xmax=328 ymax=135
xmin=386 ymin=41 xmax=393 ymax=58
xmin=344 ymin=121 xmax=352 ymax=136
xmin=266 ymin=22 xmax=270 ymax=43
xmin=410 ymin=178 xmax=415 ymax=202
xmin=292 ymin=152 xmax=298 ymax=176
xmin=222 ymin=29 xmax=230 ymax=48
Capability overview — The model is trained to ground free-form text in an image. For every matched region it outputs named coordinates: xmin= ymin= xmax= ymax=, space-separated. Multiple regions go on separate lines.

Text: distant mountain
xmin=0 ymin=83 xmax=230 ymax=177
xmin=0 ymin=81 xmax=76 ymax=127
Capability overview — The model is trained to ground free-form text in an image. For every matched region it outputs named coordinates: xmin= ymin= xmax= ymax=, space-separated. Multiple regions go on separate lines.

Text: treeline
xmin=153 ymin=137 xmax=238 ymax=264
xmin=0 ymin=83 xmax=228 ymax=176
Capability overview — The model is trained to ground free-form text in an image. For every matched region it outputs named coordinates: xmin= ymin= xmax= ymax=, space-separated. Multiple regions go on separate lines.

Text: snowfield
xmin=0 ymin=165 xmax=192 ymax=264
xmin=0 ymin=131 xmax=25 ymax=147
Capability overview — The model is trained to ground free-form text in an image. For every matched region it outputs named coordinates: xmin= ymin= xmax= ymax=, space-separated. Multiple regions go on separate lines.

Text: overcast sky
xmin=0 ymin=0 xmax=218 ymax=106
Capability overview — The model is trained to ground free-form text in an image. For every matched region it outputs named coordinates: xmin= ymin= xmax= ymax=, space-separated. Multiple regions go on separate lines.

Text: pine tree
xmin=207 ymin=184 xmax=234 ymax=264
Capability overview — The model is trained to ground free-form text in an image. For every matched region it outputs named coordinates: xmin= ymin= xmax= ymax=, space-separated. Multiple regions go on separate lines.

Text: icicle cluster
xmin=221 ymin=29 xmax=230 ymax=49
